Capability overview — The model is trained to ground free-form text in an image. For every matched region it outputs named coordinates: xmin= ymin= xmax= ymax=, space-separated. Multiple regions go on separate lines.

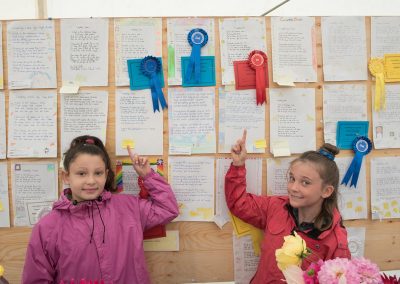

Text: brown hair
xmin=63 ymin=135 xmax=116 ymax=192
xmin=290 ymin=143 xmax=340 ymax=231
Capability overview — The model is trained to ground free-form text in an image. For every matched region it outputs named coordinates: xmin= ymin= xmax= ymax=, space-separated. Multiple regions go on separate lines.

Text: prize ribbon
xmin=368 ymin=58 xmax=386 ymax=111
xmin=185 ymin=28 xmax=208 ymax=83
xmin=140 ymin=56 xmax=167 ymax=112
xmin=248 ymin=50 xmax=268 ymax=105
xmin=341 ymin=136 xmax=372 ymax=188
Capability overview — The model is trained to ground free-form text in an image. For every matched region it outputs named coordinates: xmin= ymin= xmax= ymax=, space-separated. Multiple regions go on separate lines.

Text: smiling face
xmin=62 ymin=153 xmax=108 ymax=202
xmin=287 ymin=161 xmax=333 ymax=216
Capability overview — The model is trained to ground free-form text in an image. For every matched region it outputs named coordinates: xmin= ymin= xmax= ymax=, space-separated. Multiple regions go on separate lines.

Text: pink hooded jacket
xmin=225 ymin=164 xmax=350 ymax=283
xmin=22 ymin=170 xmax=179 ymax=284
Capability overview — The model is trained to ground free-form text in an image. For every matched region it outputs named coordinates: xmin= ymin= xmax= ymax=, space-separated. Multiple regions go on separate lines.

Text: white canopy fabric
xmin=1 ymin=0 xmax=400 ymax=20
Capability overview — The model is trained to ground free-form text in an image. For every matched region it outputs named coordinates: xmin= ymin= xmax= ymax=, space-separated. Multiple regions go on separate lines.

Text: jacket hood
xmin=53 ymin=188 xmax=112 ymax=211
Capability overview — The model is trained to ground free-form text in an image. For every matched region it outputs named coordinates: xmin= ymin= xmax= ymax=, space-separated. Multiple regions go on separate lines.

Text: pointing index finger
xmin=241 ymin=129 xmax=247 ymax=144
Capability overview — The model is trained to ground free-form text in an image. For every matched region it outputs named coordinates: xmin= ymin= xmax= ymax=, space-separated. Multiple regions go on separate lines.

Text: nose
xmin=287 ymin=181 xmax=299 ymax=192
xmin=86 ymin=174 xmax=96 ymax=184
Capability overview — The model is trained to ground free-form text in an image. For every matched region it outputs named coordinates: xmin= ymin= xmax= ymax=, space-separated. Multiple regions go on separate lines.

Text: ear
xmin=62 ymin=170 xmax=70 ymax=185
xmin=322 ymin=185 xmax=334 ymax=199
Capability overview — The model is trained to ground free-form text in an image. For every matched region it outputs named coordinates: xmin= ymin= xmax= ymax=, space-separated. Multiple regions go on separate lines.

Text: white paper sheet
xmin=321 ymin=17 xmax=367 ymax=81
xmin=271 ymin=17 xmax=317 ymax=83
xmin=8 ymin=90 xmax=57 ymax=158
xmin=167 ymin=18 xmax=215 ymax=85
xmin=0 ymin=92 xmax=5 ymax=159
xmin=11 ymin=162 xmax=58 ymax=226
xmin=61 ymin=18 xmax=109 ymax=86
xmin=372 ymin=84 xmax=400 ymax=149
xmin=0 ymin=23 xmax=3 ymax=89
xmin=7 ymin=20 xmax=57 ymax=89
xmin=346 ymin=227 xmax=366 ymax=258
xmin=0 ymin=163 xmax=10 ymax=227
xmin=371 ymin=17 xmax=400 ymax=58
xmin=215 ymin=158 xmax=262 ymax=228
xmin=323 ymin=84 xmax=367 ymax=145
xmin=115 ymin=89 xmax=163 ymax=156
xmin=371 ymin=156 xmax=400 ymax=220
xmin=336 ymin=157 xmax=367 ymax=220
xmin=168 ymin=156 xmax=214 ymax=222
xmin=219 ymin=17 xmax=267 ymax=85
xmin=233 ymin=234 xmax=260 ymax=284
xmin=266 ymin=157 xmax=294 ymax=196
xmin=269 ymin=88 xmax=316 ymax=153
xmin=219 ymin=89 xmax=265 ymax=153
xmin=114 ymin=18 xmax=162 ymax=86
xmin=61 ymin=90 xmax=108 ymax=153
xmin=168 ymin=87 xmax=216 ymax=154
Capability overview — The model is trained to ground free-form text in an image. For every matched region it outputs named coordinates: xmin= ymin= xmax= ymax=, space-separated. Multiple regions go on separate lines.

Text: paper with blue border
xmin=336 ymin=121 xmax=369 ymax=150
xmin=127 ymin=58 xmax=165 ymax=90
xmin=181 ymin=56 xmax=216 ymax=87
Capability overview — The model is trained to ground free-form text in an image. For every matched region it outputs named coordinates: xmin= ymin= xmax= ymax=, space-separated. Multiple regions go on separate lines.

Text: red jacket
xmin=225 ymin=164 xmax=351 ymax=283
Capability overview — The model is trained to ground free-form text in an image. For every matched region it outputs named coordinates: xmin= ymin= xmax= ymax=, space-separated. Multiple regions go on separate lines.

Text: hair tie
xmin=318 ymin=149 xmax=335 ymax=161
xmin=85 ymin=138 xmax=95 ymax=145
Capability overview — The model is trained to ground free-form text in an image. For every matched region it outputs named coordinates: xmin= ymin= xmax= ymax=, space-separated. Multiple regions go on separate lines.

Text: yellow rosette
xmin=368 ymin=58 xmax=386 ymax=111
xmin=275 ymin=232 xmax=309 ymax=271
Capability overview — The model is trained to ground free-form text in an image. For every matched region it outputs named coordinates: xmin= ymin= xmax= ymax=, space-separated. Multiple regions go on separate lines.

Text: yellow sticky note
xmin=271 ymin=140 xmax=291 ymax=157
xmin=122 ymin=139 xmax=135 ymax=149
xmin=383 ymin=202 xmax=389 ymax=210
xmin=197 ymin=207 xmax=213 ymax=220
xmin=346 ymin=201 xmax=353 ymax=209
xmin=254 ymin=139 xmax=267 ymax=149
xmin=355 ymin=206 xmax=363 ymax=213
xmin=0 ymin=199 xmax=3 ymax=212
xmin=143 ymin=230 xmax=179 ymax=252
xmin=384 ymin=54 xmax=400 ymax=82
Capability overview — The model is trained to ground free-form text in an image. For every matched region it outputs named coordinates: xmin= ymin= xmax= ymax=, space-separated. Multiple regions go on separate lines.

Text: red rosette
xmin=248 ymin=50 xmax=268 ymax=105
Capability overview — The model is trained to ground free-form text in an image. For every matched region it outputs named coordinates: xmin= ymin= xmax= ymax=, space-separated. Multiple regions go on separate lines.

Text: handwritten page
xmin=371 ymin=17 xmax=400 ymax=57
xmin=8 ymin=90 xmax=57 ymax=158
xmin=61 ymin=18 xmax=108 ymax=86
xmin=215 ymin=158 xmax=262 ymax=228
xmin=336 ymin=157 xmax=367 ymax=220
xmin=219 ymin=17 xmax=267 ymax=85
xmin=61 ymin=90 xmax=108 ymax=153
xmin=372 ymin=84 xmax=400 ymax=149
xmin=270 ymin=88 xmax=316 ymax=153
xmin=168 ymin=87 xmax=216 ymax=154
xmin=323 ymin=84 xmax=367 ymax=145
xmin=321 ymin=17 xmax=367 ymax=81
xmin=11 ymin=162 xmax=58 ymax=226
xmin=167 ymin=18 xmax=215 ymax=85
xmin=115 ymin=89 xmax=163 ymax=156
xmin=266 ymin=157 xmax=294 ymax=196
xmin=114 ymin=18 xmax=162 ymax=86
xmin=168 ymin=157 xmax=214 ymax=222
xmin=346 ymin=227 xmax=366 ymax=258
xmin=0 ymin=92 xmax=5 ymax=159
xmin=219 ymin=89 xmax=265 ymax=153
xmin=371 ymin=156 xmax=400 ymax=220
xmin=271 ymin=17 xmax=317 ymax=83
xmin=0 ymin=163 xmax=10 ymax=227
xmin=7 ymin=20 xmax=56 ymax=89
xmin=233 ymin=234 xmax=260 ymax=284
xmin=0 ymin=23 xmax=3 ymax=89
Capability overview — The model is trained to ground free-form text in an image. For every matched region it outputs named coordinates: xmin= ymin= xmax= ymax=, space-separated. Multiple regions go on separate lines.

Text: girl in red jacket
xmin=225 ymin=130 xmax=351 ymax=283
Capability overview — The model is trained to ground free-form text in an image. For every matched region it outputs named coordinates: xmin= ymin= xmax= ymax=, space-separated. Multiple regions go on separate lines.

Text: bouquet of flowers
xmin=275 ymin=232 xmax=398 ymax=284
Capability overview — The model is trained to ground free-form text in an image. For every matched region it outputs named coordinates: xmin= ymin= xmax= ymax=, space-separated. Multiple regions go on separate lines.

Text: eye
xmin=77 ymin=172 xmax=86 ymax=176
xmin=95 ymin=171 xmax=105 ymax=176
xmin=288 ymin=175 xmax=295 ymax=183
xmin=301 ymin=179 xmax=311 ymax=186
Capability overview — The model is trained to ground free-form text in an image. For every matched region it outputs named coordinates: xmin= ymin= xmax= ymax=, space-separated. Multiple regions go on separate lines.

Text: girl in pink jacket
xmin=22 ymin=135 xmax=179 ymax=284
xmin=225 ymin=130 xmax=350 ymax=283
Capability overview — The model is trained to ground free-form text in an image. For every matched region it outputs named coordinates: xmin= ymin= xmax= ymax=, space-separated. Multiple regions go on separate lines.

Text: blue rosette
xmin=140 ymin=56 xmax=167 ymax=112
xmin=185 ymin=28 xmax=208 ymax=83
xmin=341 ymin=136 xmax=372 ymax=187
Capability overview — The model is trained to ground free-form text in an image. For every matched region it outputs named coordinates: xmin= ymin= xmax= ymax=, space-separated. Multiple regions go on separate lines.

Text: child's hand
xmin=127 ymin=146 xmax=151 ymax=178
xmin=231 ymin=129 xmax=247 ymax=166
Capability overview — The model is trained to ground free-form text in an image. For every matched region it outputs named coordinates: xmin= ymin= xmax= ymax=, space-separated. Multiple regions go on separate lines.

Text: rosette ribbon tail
xmin=255 ymin=68 xmax=266 ymax=105
xmin=150 ymin=74 xmax=167 ymax=112
xmin=341 ymin=151 xmax=363 ymax=188
xmin=185 ymin=44 xmax=201 ymax=83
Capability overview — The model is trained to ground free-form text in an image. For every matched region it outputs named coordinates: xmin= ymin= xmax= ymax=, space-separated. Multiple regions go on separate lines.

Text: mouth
xmin=289 ymin=194 xmax=303 ymax=199
xmin=83 ymin=188 xmax=98 ymax=193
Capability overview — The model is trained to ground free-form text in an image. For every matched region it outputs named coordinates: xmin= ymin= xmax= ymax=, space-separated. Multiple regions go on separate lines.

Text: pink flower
xmin=303 ymin=260 xmax=324 ymax=284
xmin=317 ymin=258 xmax=361 ymax=284
xmin=351 ymin=257 xmax=383 ymax=284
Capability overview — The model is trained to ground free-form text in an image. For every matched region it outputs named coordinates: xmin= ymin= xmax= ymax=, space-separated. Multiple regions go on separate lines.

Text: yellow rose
xmin=0 ymin=265 xmax=4 ymax=277
xmin=275 ymin=232 xmax=309 ymax=271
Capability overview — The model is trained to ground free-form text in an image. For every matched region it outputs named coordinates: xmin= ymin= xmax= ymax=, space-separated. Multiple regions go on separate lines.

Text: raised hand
xmin=231 ymin=129 xmax=247 ymax=166
xmin=127 ymin=146 xmax=151 ymax=178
